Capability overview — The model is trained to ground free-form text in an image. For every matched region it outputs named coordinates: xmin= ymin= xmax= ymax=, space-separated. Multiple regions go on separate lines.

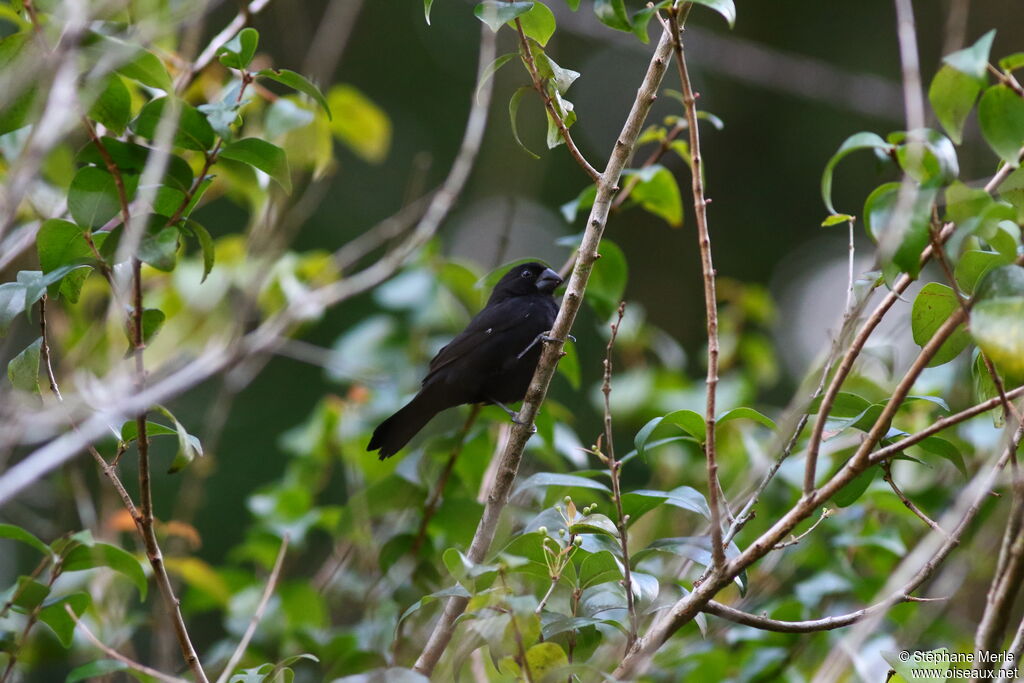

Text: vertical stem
xmin=667 ymin=3 xmax=725 ymax=570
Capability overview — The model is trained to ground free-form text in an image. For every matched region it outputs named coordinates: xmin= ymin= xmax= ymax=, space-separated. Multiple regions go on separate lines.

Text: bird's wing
xmin=422 ymin=298 xmax=526 ymax=385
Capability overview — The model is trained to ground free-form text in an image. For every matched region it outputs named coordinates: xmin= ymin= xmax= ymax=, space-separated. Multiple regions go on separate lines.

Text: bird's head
xmin=488 ymin=262 xmax=563 ymax=303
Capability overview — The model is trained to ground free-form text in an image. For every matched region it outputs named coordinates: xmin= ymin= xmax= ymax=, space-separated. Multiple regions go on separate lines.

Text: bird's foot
xmin=516 ymin=331 xmax=568 ymax=360
xmin=487 ymin=399 xmax=538 ymax=433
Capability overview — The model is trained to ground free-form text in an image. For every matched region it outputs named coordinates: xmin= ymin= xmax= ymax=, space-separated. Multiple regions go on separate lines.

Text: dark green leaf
xmin=508 ymin=86 xmax=540 ymax=159
xmin=219 ymin=138 xmax=292 ymax=192
xmin=978 ymin=85 xmax=1024 ymax=164
xmin=179 ymin=219 xmax=216 ymax=282
xmin=68 ymin=166 xmax=122 ymax=229
xmin=37 ymin=218 xmax=103 ymax=302
xmin=0 ymin=33 xmax=38 ymax=135
xmin=88 ymin=75 xmax=131 ymax=135
xmin=587 ymin=239 xmax=627 ymax=319
xmin=621 ymin=486 xmax=711 ymax=521
xmin=891 ymin=129 xmax=959 ymax=185
xmin=623 ymin=165 xmax=683 ymax=227
xmin=928 ymin=65 xmax=982 ymax=145
xmin=513 ymin=472 xmax=610 ymax=497
xmin=9 ymin=576 xmax=50 ymax=611
xmin=821 ymin=132 xmax=892 ymax=214
xmin=634 ymin=410 xmax=706 ymax=458
xmin=257 ymin=69 xmax=332 ymax=120
xmin=955 ymin=250 xmax=1011 ymax=295
xmin=578 ymin=550 xmax=621 ymax=588
xmin=0 ymin=523 xmax=52 ymax=556
xmin=66 ymin=660 xmax=139 ymax=683
xmin=103 ymin=36 xmax=173 ymax=91
xmin=37 ymin=592 xmax=90 ymax=647
xmin=76 ymin=138 xmax=193 ymax=192
xmin=832 ymin=465 xmax=878 ymax=507
xmin=716 ymin=407 xmax=776 ymax=431
xmin=474 ymin=1 xmax=534 ymax=32
xmin=7 ymin=336 xmax=41 ymax=394
xmin=64 ymin=543 xmax=147 ymax=599
xmin=138 ymin=220 xmax=179 ymax=272
xmin=131 ymin=97 xmax=216 ymax=152
xmin=917 ymin=436 xmax=967 ymax=476
xmin=910 ymin=282 xmax=971 ymax=366
xmin=218 ymin=27 xmax=259 ymax=70
xmin=120 ymin=420 xmax=178 ymax=442
xmin=866 ymin=182 xmax=938 ymax=279
xmin=398 ymin=585 xmax=471 ymax=628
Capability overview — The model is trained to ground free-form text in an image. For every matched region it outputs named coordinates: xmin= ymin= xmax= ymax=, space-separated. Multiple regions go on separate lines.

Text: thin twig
xmin=176 ymin=0 xmax=274 ymax=91
xmin=64 ymin=605 xmax=188 ymax=683
xmin=214 ymin=535 xmax=289 ymax=683
xmin=881 ymin=462 xmax=948 ymax=536
xmin=513 ymin=18 xmax=601 ymax=182
xmin=666 ymin=2 xmax=725 ymax=571
xmin=772 ymin=507 xmax=833 ymax=550
xmin=599 ymin=302 xmax=638 ymax=646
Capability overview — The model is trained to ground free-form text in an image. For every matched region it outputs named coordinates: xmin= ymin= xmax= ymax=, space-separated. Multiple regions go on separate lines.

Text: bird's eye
xmin=520 ymin=270 xmax=531 ymax=278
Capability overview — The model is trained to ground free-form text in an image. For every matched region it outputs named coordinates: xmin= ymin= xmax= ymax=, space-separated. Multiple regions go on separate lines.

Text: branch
xmin=702 ymin=594 xmax=942 ymax=634
xmin=881 ymin=462 xmax=948 ymax=536
xmin=64 ymin=605 xmax=188 ymax=683
xmin=666 ymin=3 xmax=725 ymax=571
xmin=772 ymin=507 xmax=833 ymax=550
xmin=411 ymin=29 xmax=674 ymax=677
xmin=513 ymin=18 xmax=600 ymax=182
xmin=599 ymin=302 xmax=637 ymax=646
xmin=214 ymin=535 xmax=289 ymax=683
xmin=177 ymin=0 xmax=274 ymax=91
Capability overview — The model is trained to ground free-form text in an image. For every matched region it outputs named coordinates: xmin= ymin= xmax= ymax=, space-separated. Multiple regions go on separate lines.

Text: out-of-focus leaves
xmin=88 ymin=75 xmax=131 ymax=135
xmin=635 ymin=409 xmax=706 ymax=457
xmin=328 ymin=85 xmax=389 ymax=162
xmin=220 ymin=138 xmax=292 ymax=192
xmin=821 ymin=132 xmax=892 ymax=214
xmin=622 ymin=165 xmax=683 ymax=227
xmin=258 ymin=68 xmax=331 ymax=119
xmin=910 ymin=283 xmax=971 ymax=366
xmin=37 ymin=592 xmax=90 ymax=647
xmin=620 ymin=486 xmax=711 ymax=521
xmin=978 ymin=84 xmax=1024 ymax=164
xmin=0 ymin=523 xmax=52 ymax=556
xmin=515 ymin=1 xmax=555 ymax=45
xmin=156 ymin=405 xmax=204 ymax=474
xmin=63 ymin=542 xmax=148 ymax=599
xmin=690 ymin=0 xmax=736 ymax=27
xmin=955 ymin=250 xmax=1011 ymax=295
xmin=971 ymin=265 xmax=1024 ymax=383
xmin=928 ymin=65 xmax=981 ymax=145
xmin=7 ymin=336 xmax=41 ymax=394
xmin=68 ymin=166 xmax=123 ymax=229
xmin=513 ymin=472 xmax=610 ymax=497
xmin=832 ymin=465 xmax=877 ymax=507
xmin=131 ymin=97 xmax=216 ymax=151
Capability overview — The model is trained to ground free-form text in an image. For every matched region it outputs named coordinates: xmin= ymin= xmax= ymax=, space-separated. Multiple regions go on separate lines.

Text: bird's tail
xmin=367 ymin=393 xmax=437 ymax=459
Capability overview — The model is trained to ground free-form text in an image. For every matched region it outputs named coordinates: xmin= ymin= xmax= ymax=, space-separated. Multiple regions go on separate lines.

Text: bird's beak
xmin=535 ymin=268 xmax=563 ymax=293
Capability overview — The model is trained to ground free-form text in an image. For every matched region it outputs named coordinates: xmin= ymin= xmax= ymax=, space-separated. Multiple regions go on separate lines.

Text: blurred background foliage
xmin=1 ymin=0 xmax=1024 ymax=680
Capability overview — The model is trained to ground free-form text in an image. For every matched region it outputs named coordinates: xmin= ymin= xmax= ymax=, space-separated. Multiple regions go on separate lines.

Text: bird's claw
xmin=517 ymin=331 xmax=569 ymax=360
xmin=511 ymin=416 xmax=538 ymax=434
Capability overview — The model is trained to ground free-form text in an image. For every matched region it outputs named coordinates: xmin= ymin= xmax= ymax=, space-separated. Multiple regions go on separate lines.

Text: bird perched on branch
xmin=367 ymin=262 xmax=563 ymax=459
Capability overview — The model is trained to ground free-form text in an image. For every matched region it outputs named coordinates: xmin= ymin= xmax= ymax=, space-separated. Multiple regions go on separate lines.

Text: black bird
xmin=367 ymin=262 xmax=563 ymax=459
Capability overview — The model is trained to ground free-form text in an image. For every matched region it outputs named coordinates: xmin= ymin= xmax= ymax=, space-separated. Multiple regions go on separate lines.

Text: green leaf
xmin=624 ymin=165 xmax=683 ymax=227
xmin=587 ymin=239 xmax=627 ymax=319
xmin=397 ymin=585 xmax=472 ymax=628
xmin=634 ymin=409 xmax=706 ymax=459
xmin=88 ymin=74 xmax=131 ymax=135
xmin=509 ymin=86 xmax=540 ymax=159
xmin=716 ymin=407 xmax=776 ymax=431
xmin=197 ymin=85 xmax=242 ymax=141
xmin=516 ymin=1 xmax=555 ymax=46
xmin=832 ymin=465 xmax=878 ymax=507
xmin=558 ymin=339 xmax=580 ymax=389
xmin=891 ymin=128 xmax=959 ymax=185
xmin=0 ymin=523 xmax=52 ymax=556
xmin=37 ymin=218 xmax=103 ymax=302
xmin=38 ymin=592 xmax=90 ymax=647
xmin=821 ymin=213 xmax=854 ymax=227
xmin=955 ymin=250 xmax=1011 ymax=295
xmin=869 ymin=182 xmax=938 ymax=279
xmin=621 ymin=486 xmax=711 ymax=521
xmin=9 ymin=576 xmax=50 ymax=611
xmin=690 ymin=0 xmax=736 ymax=27
xmin=917 ymin=436 xmax=967 ymax=476
xmin=66 ymin=660 xmax=139 ymax=683
xmin=971 ymin=265 xmax=1024 ymax=383
xmin=569 ymin=513 xmax=619 ymax=538
xmin=474 ymin=1 xmax=534 ymax=32
xmin=69 ymin=166 xmax=122 ymax=229
xmin=7 ymin=336 xmax=41 ymax=394
xmin=0 ymin=282 xmax=28 ymax=336
xmin=120 ymin=420 xmax=178 ymax=442
xmin=525 ymin=642 xmax=568 ymax=679
xmin=424 ymin=0 xmax=435 ymax=24
xmin=220 ymin=138 xmax=292 ymax=192
xmin=1000 ymin=166 xmax=1024 ymax=220
xmin=131 ymin=308 xmax=165 ymax=345
xmin=476 ymin=52 xmax=517 ymax=104
xmin=258 ymin=68 xmax=332 ymax=120
xmin=578 ymin=550 xmax=621 ymax=588
xmin=821 ymin=132 xmax=892 ymax=214
xmin=1000 ymin=53 xmax=1024 ymax=73
xmin=106 ymin=37 xmax=173 ymax=91
xmin=928 ymin=65 xmax=982 ymax=145
xmin=0 ymin=33 xmax=38 ymax=135
xmin=513 ymin=472 xmax=610 ymax=497
xmin=218 ymin=27 xmax=259 ymax=70
xmin=910 ymin=283 xmax=971 ymax=366
xmin=64 ymin=543 xmax=147 ymax=599
xmin=327 ymin=84 xmax=389 ymax=162
xmin=179 ymin=219 xmax=216 ymax=282
xmin=942 ymin=30 xmax=995 ymax=81
xmin=593 ymin=0 xmax=631 ymax=32
xmin=131 ymin=97 xmax=216 ymax=152
xmin=138 ymin=219 xmax=179 ymax=272
xmin=156 ymin=405 xmax=204 ymax=473
xmin=76 ymin=138 xmax=193 ymax=192
xmin=978 ymin=84 xmax=1024 ymax=165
